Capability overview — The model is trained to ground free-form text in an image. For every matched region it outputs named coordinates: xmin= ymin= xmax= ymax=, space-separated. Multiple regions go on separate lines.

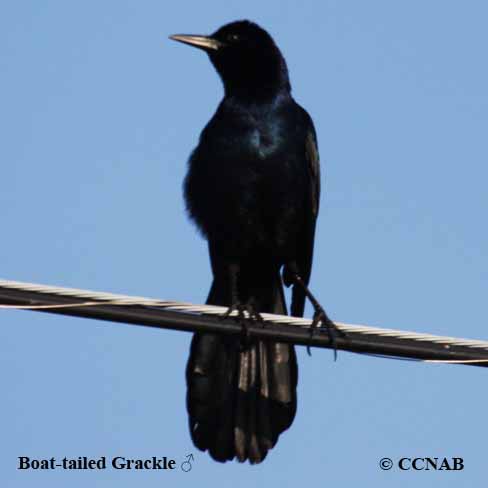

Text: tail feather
xmin=186 ymin=272 xmax=298 ymax=464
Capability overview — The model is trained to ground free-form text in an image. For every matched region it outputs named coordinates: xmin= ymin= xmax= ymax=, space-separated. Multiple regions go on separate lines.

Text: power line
xmin=1 ymin=278 xmax=488 ymax=366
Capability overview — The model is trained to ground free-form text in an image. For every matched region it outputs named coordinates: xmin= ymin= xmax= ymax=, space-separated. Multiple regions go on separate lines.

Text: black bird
xmin=170 ymin=20 xmax=335 ymax=464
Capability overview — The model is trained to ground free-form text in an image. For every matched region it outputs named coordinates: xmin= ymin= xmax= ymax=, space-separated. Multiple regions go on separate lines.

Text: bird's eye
xmin=227 ymin=33 xmax=240 ymax=42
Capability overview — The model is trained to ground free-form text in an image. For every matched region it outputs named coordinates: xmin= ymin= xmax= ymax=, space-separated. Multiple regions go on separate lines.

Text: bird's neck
xmin=224 ymin=88 xmax=292 ymax=112
xmin=221 ymin=54 xmax=291 ymax=103
xmin=224 ymin=79 xmax=291 ymax=103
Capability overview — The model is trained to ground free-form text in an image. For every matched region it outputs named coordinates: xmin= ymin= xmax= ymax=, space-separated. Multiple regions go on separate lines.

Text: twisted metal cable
xmin=1 ymin=278 xmax=488 ymax=365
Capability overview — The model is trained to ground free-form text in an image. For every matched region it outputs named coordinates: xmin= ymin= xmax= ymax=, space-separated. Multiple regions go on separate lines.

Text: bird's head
xmin=170 ymin=20 xmax=290 ymax=100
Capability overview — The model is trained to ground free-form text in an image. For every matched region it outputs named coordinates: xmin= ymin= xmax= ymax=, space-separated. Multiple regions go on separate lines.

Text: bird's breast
xmin=206 ymin=101 xmax=295 ymax=164
xmin=247 ymin=126 xmax=279 ymax=159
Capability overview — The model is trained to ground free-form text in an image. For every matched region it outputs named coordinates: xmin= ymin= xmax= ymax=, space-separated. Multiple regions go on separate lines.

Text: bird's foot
xmin=307 ymin=306 xmax=345 ymax=359
xmin=221 ymin=301 xmax=263 ymax=351
xmin=221 ymin=300 xmax=263 ymax=322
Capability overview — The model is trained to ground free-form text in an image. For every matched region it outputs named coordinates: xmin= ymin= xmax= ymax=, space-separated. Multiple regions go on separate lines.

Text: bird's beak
xmin=169 ymin=34 xmax=222 ymax=52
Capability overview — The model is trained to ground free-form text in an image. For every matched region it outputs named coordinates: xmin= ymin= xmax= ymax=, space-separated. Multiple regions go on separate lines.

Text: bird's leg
xmin=220 ymin=263 xmax=262 ymax=349
xmin=221 ymin=263 xmax=244 ymax=320
xmin=289 ymin=272 xmax=344 ymax=359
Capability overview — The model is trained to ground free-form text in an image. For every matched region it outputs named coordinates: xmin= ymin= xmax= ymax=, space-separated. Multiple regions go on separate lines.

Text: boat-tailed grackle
xmin=170 ymin=20 xmax=337 ymax=464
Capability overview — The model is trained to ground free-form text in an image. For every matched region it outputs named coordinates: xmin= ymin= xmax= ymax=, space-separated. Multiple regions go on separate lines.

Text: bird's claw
xmin=221 ymin=302 xmax=245 ymax=321
xmin=220 ymin=301 xmax=263 ymax=351
xmin=221 ymin=301 xmax=263 ymax=322
xmin=307 ymin=307 xmax=345 ymax=359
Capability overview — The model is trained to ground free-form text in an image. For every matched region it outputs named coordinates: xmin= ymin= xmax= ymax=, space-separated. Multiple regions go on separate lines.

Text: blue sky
xmin=1 ymin=1 xmax=487 ymax=486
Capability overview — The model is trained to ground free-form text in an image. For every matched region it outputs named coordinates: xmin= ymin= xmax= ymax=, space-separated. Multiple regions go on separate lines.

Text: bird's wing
xmin=305 ymin=126 xmax=321 ymax=218
xmin=285 ymin=119 xmax=320 ymax=317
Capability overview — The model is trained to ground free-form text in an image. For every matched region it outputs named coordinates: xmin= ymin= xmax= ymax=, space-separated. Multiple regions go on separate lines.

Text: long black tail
xmin=186 ymin=272 xmax=298 ymax=464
